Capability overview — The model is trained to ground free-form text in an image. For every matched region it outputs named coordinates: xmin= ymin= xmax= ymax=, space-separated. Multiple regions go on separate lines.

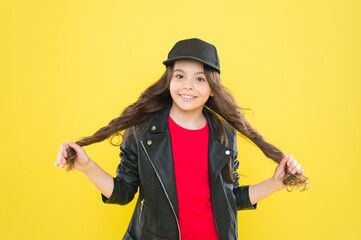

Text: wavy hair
xmin=66 ymin=65 xmax=308 ymax=191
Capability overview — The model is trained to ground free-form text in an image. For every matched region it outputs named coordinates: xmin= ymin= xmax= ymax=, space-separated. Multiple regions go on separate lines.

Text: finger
xmin=67 ymin=141 xmax=83 ymax=153
xmin=286 ymin=155 xmax=296 ymax=169
xmin=286 ymin=155 xmax=294 ymax=167
xmin=287 ymin=157 xmax=305 ymax=175
xmin=290 ymin=163 xmax=301 ymax=174
xmin=56 ymin=154 xmax=67 ymax=168
xmin=287 ymin=159 xmax=298 ymax=173
xmin=67 ymin=140 xmax=79 ymax=148
xmin=60 ymin=143 xmax=70 ymax=159
xmin=279 ymin=154 xmax=289 ymax=167
xmin=55 ymin=143 xmax=70 ymax=167
xmin=55 ymin=158 xmax=65 ymax=168
xmin=276 ymin=154 xmax=289 ymax=179
xmin=295 ymin=164 xmax=304 ymax=175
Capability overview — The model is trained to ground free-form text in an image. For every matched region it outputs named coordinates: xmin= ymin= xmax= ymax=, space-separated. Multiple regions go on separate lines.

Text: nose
xmin=182 ymin=78 xmax=193 ymax=90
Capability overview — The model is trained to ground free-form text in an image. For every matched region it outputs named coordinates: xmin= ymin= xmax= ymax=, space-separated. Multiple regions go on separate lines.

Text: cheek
xmin=201 ymin=84 xmax=213 ymax=96
xmin=169 ymin=79 xmax=180 ymax=92
xmin=169 ymin=81 xmax=178 ymax=98
xmin=169 ymin=81 xmax=175 ymax=93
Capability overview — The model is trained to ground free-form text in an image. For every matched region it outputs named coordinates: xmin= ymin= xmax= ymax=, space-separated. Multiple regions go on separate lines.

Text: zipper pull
xmin=140 ymin=199 xmax=145 ymax=211
xmin=139 ymin=199 xmax=145 ymax=223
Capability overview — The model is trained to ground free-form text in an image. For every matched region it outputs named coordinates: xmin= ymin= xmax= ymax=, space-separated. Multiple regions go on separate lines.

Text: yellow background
xmin=1 ymin=0 xmax=360 ymax=239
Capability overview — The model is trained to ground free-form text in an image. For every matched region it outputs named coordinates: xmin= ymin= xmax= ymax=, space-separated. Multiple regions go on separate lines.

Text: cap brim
xmin=163 ymin=56 xmax=220 ymax=73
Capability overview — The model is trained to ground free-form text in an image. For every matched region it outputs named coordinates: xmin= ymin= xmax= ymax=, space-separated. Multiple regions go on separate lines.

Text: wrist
xmin=270 ymin=177 xmax=286 ymax=191
xmin=81 ymin=159 xmax=96 ymax=174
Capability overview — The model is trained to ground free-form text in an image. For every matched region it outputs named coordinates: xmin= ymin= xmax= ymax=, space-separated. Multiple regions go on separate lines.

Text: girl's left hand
xmin=273 ymin=154 xmax=304 ymax=186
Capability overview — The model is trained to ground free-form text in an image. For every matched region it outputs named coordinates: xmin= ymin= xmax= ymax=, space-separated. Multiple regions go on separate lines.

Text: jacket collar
xmin=145 ymin=101 xmax=225 ymax=142
xmin=140 ymin=102 xmax=234 ymax=214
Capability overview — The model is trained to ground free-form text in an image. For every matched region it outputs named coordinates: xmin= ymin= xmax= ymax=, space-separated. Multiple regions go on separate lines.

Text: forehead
xmin=173 ymin=59 xmax=205 ymax=72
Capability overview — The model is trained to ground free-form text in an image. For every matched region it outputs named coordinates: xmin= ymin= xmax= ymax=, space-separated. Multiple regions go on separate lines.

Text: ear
xmin=210 ymin=91 xmax=215 ymax=97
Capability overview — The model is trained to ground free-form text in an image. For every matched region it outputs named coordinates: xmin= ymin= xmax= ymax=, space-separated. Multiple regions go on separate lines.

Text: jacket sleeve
xmin=231 ymin=134 xmax=257 ymax=210
xmin=101 ymin=129 xmax=140 ymax=205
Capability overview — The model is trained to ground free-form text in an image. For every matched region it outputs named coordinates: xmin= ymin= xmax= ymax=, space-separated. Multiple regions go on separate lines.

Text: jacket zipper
xmin=219 ymin=175 xmax=238 ymax=240
xmin=139 ymin=198 xmax=145 ymax=223
xmin=141 ymin=141 xmax=181 ymax=240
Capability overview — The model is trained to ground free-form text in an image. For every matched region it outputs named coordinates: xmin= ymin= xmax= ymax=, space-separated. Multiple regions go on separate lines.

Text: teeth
xmin=180 ymin=94 xmax=194 ymax=99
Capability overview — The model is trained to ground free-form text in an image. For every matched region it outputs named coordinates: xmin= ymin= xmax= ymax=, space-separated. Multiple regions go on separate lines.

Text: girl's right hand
xmin=55 ymin=141 xmax=91 ymax=172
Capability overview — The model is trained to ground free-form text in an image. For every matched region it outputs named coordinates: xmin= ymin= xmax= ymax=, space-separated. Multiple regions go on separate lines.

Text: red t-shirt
xmin=169 ymin=116 xmax=218 ymax=240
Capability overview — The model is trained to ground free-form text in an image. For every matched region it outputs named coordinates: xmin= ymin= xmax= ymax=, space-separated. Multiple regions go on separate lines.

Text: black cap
xmin=163 ymin=38 xmax=220 ymax=73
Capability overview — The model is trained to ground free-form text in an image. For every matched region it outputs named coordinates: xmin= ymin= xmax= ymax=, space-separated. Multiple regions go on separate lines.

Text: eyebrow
xmin=173 ymin=69 xmax=205 ymax=75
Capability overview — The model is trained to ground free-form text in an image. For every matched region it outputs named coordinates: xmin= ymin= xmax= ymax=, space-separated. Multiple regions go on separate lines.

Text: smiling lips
xmin=179 ymin=94 xmax=197 ymax=101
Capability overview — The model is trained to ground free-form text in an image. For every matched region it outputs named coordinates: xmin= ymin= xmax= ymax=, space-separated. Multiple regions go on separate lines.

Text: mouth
xmin=179 ymin=94 xmax=196 ymax=100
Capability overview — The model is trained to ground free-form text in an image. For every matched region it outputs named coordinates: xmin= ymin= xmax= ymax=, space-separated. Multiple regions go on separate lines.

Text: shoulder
xmin=124 ymin=104 xmax=171 ymax=139
xmin=204 ymin=107 xmax=236 ymax=143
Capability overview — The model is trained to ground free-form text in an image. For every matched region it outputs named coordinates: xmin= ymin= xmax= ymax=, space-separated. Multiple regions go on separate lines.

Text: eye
xmin=196 ymin=77 xmax=206 ymax=82
xmin=175 ymin=74 xmax=184 ymax=79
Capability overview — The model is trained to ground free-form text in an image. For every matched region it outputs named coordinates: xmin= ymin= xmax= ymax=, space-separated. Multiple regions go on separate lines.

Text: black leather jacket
xmin=102 ymin=104 xmax=256 ymax=240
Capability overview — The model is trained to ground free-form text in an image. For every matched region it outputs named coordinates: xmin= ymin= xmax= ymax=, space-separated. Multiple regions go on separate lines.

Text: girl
xmin=55 ymin=38 xmax=307 ymax=240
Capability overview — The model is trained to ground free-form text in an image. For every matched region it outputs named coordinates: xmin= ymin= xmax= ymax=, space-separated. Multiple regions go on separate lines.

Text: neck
xmin=169 ymin=105 xmax=206 ymax=130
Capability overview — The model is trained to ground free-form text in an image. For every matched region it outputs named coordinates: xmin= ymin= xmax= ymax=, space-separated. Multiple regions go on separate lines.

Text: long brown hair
xmin=66 ymin=65 xmax=308 ymax=191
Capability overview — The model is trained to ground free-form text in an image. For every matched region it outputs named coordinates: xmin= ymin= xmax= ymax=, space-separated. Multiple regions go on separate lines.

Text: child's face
xmin=169 ymin=59 xmax=213 ymax=115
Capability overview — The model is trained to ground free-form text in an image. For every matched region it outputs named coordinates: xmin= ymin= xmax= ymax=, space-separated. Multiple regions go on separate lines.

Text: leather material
xmin=163 ymin=38 xmax=221 ymax=73
xmin=103 ymin=104 xmax=256 ymax=240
